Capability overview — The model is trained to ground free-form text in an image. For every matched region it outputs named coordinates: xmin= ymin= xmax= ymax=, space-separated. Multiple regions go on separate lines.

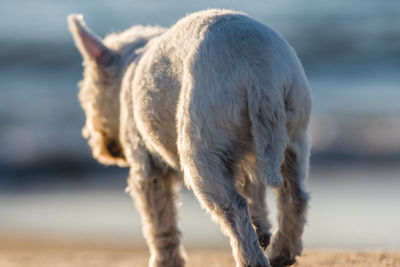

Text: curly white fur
xmin=68 ymin=9 xmax=311 ymax=267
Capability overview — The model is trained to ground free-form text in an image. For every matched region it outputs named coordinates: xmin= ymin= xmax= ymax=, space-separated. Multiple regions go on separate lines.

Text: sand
xmin=1 ymin=248 xmax=399 ymax=267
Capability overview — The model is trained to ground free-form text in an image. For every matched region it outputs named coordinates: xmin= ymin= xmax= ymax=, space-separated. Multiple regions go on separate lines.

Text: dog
xmin=68 ymin=9 xmax=311 ymax=267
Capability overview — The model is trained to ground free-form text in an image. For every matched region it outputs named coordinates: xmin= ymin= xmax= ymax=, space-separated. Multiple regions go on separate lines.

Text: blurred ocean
xmin=1 ymin=0 xmax=400 ymax=176
xmin=0 ymin=0 xmax=399 ymax=250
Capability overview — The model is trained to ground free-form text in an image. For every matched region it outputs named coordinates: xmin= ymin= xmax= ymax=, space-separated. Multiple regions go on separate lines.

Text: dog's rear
xmin=174 ymin=10 xmax=311 ymax=266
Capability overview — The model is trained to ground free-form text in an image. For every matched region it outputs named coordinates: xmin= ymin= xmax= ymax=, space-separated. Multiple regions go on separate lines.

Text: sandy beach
xmin=0 ymin=232 xmax=398 ymax=267
xmin=1 ymin=164 xmax=400 ymax=267
xmin=1 ymin=246 xmax=399 ymax=267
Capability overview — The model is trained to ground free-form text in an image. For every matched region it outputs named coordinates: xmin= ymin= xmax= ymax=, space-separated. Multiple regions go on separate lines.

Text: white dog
xmin=68 ymin=9 xmax=311 ymax=267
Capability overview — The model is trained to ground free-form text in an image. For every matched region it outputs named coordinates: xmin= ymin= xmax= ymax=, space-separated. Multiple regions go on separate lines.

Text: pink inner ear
xmin=81 ymin=32 xmax=105 ymax=59
xmin=79 ymin=27 xmax=115 ymax=66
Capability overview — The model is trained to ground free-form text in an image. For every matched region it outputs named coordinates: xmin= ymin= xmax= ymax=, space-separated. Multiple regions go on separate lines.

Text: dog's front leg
xmin=127 ymin=167 xmax=186 ymax=267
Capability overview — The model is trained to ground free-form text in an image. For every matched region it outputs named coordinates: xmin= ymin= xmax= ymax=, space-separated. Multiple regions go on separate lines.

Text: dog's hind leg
xmin=178 ymin=130 xmax=270 ymax=266
xmin=237 ymin=163 xmax=272 ymax=251
xmin=267 ymin=137 xmax=310 ymax=267
xmin=183 ymin=155 xmax=269 ymax=266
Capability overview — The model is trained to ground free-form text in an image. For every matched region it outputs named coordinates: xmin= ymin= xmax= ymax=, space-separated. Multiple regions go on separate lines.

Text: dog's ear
xmin=67 ymin=14 xmax=116 ymax=66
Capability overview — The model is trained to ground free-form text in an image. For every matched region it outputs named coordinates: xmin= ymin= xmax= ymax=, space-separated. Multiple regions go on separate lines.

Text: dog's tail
xmin=247 ymin=78 xmax=288 ymax=187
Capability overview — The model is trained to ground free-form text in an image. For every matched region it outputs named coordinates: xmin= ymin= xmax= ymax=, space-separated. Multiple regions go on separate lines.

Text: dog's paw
xmin=268 ymin=250 xmax=296 ymax=267
xmin=258 ymin=233 xmax=271 ymax=250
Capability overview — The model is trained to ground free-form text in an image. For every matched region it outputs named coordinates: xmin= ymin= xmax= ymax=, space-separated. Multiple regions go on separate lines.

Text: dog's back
xmin=129 ymin=9 xmax=311 ymax=182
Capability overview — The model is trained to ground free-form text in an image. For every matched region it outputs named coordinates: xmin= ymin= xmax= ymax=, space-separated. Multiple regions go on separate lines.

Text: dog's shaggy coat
xmin=68 ymin=9 xmax=311 ymax=267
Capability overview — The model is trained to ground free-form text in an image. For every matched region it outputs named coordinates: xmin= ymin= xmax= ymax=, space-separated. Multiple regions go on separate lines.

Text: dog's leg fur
xmin=127 ymin=168 xmax=186 ymax=267
xmin=184 ymin=160 xmax=269 ymax=266
xmin=237 ymin=166 xmax=272 ymax=251
xmin=267 ymin=137 xmax=309 ymax=267
xmin=242 ymin=181 xmax=272 ymax=251
xmin=178 ymin=128 xmax=269 ymax=266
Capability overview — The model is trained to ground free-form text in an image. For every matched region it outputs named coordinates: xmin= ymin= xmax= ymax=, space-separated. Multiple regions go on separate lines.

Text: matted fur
xmin=68 ymin=9 xmax=311 ymax=267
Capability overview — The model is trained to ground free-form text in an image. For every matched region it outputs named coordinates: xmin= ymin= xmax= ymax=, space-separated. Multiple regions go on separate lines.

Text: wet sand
xmin=2 ymin=163 xmax=400 ymax=250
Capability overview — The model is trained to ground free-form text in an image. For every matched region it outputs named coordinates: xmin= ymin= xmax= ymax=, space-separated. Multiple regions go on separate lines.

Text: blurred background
xmin=1 ymin=0 xmax=399 ymax=251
